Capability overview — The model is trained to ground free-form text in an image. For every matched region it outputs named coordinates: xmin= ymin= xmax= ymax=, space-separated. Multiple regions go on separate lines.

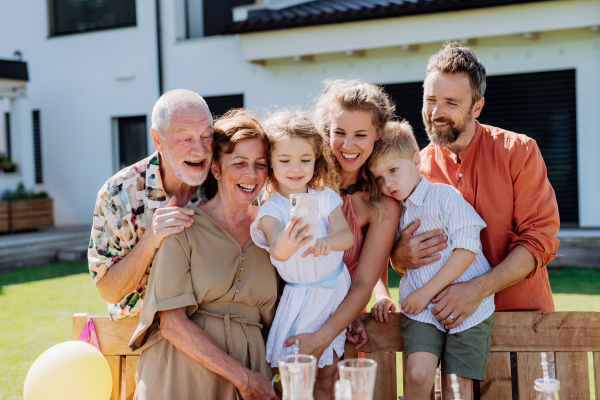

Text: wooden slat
xmin=0 ymin=201 xmax=8 ymax=233
xmin=356 ymin=313 xmax=404 ymax=353
xmin=344 ymin=340 xmax=359 ymax=360
xmin=358 ymin=312 xmax=600 ymax=353
xmin=9 ymin=198 xmax=52 ymax=210
xmin=480 ymin=352 xmax=511 ymax=400
xmin=365 ymin=352 xmax=396 ymax=400
xmin=555 ymin=352 xmax=590 ymax=400
xmin=125 ymin=356 xmax=139 ymax=400
xmin=105 ymin=355 xmax=122 ymax=400
xmin=402 ymin=352 xmax=407 ymax=397
xmin=594 ymin=352 xmax=600 ymax=400
xmin=517 ymin=352 xmax=542 ymax=400
xmin=72 ymin=314 xmax=139 ymax=355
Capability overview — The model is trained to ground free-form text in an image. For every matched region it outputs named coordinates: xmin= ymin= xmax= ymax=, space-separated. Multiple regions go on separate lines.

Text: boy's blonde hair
xmin=264 ymin=110 xmax=340 ymax=194
xmin=367 ymin=120 xmax=419 ymax=202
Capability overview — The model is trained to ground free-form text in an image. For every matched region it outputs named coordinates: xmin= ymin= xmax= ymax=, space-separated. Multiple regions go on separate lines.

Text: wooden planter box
xmin=0 ymin=201 xmax=8 ymax=233
xmin=9 ymin=198 xmax=54 ymax=232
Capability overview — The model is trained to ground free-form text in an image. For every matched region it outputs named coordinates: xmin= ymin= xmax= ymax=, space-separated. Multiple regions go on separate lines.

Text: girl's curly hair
xmin=264 ymin=110 xmax=340 ymax=195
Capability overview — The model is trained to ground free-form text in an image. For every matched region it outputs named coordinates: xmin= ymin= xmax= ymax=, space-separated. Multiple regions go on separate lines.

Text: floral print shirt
xmin=88 ymin=152 xmax=205 ymax=320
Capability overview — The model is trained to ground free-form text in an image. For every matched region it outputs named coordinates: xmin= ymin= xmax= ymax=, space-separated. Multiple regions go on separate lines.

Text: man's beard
xmin=423 ymin=110 xmax=472 ymax=147
xmin=164 ymin=149 xmax=212 ymax=186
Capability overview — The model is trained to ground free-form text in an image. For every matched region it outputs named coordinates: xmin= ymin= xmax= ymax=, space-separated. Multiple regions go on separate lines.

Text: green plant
xmin=0 ymin=152 xmax=17 ymax=173
xmin=0 ymin=159 xmax=17 ymax=173
xmin=1 ymin=182 xmax=49 ymax=202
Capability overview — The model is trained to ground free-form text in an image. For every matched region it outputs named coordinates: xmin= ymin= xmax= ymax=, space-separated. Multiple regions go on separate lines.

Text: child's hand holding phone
xmin=269 ymin=217 xmax=313 ymax=262
xmin=300 ymin=237 xmax=332 ymax=258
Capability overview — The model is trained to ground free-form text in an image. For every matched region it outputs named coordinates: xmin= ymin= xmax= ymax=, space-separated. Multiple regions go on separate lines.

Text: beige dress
xmin=129 ymin=206 xmax=278 ymax=400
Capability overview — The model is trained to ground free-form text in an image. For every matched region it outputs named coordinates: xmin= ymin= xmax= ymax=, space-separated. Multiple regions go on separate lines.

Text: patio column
xmin=9 ymin=89 xmax=35 ymax=190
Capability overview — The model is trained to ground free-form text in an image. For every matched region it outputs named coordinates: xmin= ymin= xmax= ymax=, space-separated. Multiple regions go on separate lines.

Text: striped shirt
xmin=396 ymin=176 xmax=495 ymax=334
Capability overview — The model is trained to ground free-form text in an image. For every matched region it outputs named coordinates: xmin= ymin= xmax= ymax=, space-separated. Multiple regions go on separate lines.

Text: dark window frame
xmin=47 ymin=0 xmax=137 ymax=38
xmin=114 ymin=115 xmax=148 ymax=172
xmin=32 ymin=110 xmax=43 ymax=184
xmin=203 ymin=94 xmax=244 ymax=118
xmin=3 ymin=113 xmax=10 ymax=161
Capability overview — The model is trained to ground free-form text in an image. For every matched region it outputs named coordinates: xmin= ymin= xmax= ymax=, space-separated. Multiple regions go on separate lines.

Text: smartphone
xmin=289 ymin=193 xmax=318 ymax=247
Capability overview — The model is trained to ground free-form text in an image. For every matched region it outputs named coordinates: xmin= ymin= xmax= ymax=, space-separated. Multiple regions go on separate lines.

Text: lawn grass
xmin=0 ymin=263 xmax=598 ymax=399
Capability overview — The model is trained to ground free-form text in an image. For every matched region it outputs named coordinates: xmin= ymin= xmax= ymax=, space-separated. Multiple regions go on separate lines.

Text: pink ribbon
xmin=78 ymin=316 xmax=101 ymax=352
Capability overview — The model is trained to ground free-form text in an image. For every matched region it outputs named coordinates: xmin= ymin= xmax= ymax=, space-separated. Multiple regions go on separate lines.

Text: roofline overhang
xmin=238 ymin=0 xmax=600 ymax=62
xmin=228 ymin=0 xmax=551 ymax=35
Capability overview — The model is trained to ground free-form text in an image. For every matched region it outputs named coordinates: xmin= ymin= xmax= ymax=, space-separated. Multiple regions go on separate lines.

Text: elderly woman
xmin=129 ymin=110 xmax=278 ymax=400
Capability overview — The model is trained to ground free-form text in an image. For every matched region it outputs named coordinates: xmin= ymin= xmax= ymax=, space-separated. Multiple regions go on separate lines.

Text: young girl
xmin=250 ymin=110 xmax=354 ymax=399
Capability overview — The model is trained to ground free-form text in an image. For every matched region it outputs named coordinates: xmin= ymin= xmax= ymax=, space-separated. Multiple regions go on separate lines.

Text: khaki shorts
xmin=400 ymin=314 xmax=494 ymax=381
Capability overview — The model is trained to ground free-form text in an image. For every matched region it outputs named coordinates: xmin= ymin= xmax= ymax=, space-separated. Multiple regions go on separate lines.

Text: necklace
xmin=340 ymin=183 xmax=359 ymax=196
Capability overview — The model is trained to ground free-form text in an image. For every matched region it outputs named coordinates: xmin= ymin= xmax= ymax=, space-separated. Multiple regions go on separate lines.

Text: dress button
xmin=235 ymin=289 xmax=240 ymax=293
xmin=241 ymin=257 xmax=246 ymax=261
xmin=459 ymin=173 xmax=463 ymax=178
xmin=240 ymin=268 xmax=244 ymax=271
xmin=238 ymin=278 xmax=242 ymax=282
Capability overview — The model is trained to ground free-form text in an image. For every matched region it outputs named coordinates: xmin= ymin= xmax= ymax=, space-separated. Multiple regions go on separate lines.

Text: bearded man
xmin=88 ymin=89 xmax=213 ymax=320
xmin=391 ymin=41 xmax=560 ymax=324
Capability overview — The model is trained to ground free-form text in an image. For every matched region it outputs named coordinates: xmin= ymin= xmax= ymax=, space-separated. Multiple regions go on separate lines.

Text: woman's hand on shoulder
xmin=236 ymin=368 xmax=277 ymax=400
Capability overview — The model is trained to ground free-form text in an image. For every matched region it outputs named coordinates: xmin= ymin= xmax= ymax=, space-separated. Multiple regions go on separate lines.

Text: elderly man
xmin=389 ymin=42 xmax=560 ymax=391
xmin=89 ymin=89 xmax=213 ymax=320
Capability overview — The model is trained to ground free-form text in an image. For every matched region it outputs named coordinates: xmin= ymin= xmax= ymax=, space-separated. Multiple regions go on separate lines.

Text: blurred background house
xmin=0 ymin=0 xmax=598 ymax=237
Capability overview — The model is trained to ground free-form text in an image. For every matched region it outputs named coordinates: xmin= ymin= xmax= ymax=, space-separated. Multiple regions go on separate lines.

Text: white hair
xmin=151 ymin=89 xmax=210 ymax=138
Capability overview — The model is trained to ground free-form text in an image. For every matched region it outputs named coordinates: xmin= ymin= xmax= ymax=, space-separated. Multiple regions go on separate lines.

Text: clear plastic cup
xmin=337 ymin=358 xmax=378 ymax=400
xmin=278 ymin=354 xmax=317 ymax=400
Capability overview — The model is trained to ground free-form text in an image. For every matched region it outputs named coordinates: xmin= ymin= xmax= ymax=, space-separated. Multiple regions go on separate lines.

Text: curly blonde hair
xmin=264 ymin=110 xmax=340 ymax=195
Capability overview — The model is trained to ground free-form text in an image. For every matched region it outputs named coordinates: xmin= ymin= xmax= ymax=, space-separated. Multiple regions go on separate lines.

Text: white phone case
xmin=289 ymin=193 xmax=318 ymax=247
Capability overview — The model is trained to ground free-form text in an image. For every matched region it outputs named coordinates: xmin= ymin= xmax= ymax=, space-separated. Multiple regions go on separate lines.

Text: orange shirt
xmin=420 ymin=122 xmax=559 ymax=312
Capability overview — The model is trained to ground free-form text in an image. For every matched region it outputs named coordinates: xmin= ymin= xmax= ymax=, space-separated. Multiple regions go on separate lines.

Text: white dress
xmin=250 ymin=187 xmax=351 ymax=368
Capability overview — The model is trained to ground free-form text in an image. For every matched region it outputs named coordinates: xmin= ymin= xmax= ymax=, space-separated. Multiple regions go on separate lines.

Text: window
xmin=184 ymin=0 xmax=253 ymax=38
xmin=203 ymin=94 xmax=244 ymax=118
xmin=32 ymin=110 xmax=43 ymax=184
xmin=48 ymin=0 xmax=137 ymax=37
xmin=116 ymin=116 xmax=148 ymax=170
xmin=383 ymin=69 xmax=578 ymax=224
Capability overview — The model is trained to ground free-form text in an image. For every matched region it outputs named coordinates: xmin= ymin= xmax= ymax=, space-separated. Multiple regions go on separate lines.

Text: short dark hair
xmin=426 ymin=41 xmax=487 ymax=105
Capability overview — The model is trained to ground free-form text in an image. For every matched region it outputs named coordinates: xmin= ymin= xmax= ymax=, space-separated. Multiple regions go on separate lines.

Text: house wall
xmin=0 ymin=0 xmax=159 ymax=226
xmin=0 ymin=0 xmax=598 ymax=227
xmin=161 ymin=0 xmax=600 ymax=227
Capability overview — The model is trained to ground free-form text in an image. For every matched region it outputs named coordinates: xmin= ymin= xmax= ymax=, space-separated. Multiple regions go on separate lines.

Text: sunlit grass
xmin=0 ymin=264 xmax=598 ymax=399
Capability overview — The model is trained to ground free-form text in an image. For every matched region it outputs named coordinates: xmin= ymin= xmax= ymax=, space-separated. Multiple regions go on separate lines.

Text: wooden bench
xmin=74 ymin=311 xmax=600 ymax=400
xmin=72 ymin=313 xmax=139 ymax=400
xmin=346 ymin=311 xmax=600 ymax=400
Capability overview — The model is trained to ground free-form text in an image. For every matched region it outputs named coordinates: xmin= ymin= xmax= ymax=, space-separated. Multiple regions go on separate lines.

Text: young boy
xmin=367 ymin=121 xmax=495 ymax=400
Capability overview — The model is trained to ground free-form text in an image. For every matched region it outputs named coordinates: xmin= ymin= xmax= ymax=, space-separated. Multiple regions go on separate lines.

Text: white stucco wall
xmin=0 ymin=0 xmax=159 ymax=226
xmin=0 ymin=0 xmax=598 ymax=227
xmin=160 ymin=0 xmax=600 ymax=227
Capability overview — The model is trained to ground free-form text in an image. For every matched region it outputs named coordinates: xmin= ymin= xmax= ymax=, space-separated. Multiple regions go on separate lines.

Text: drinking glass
xmin=337 ymin=358 xmax=378 ymax=400
xmin=278 ymin=354 xmax=317 ymax=400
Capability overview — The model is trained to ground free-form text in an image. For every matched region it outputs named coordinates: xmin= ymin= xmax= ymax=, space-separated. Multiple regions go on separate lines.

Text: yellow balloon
xmin=24 ymin=341 xmax=112 ymax=400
